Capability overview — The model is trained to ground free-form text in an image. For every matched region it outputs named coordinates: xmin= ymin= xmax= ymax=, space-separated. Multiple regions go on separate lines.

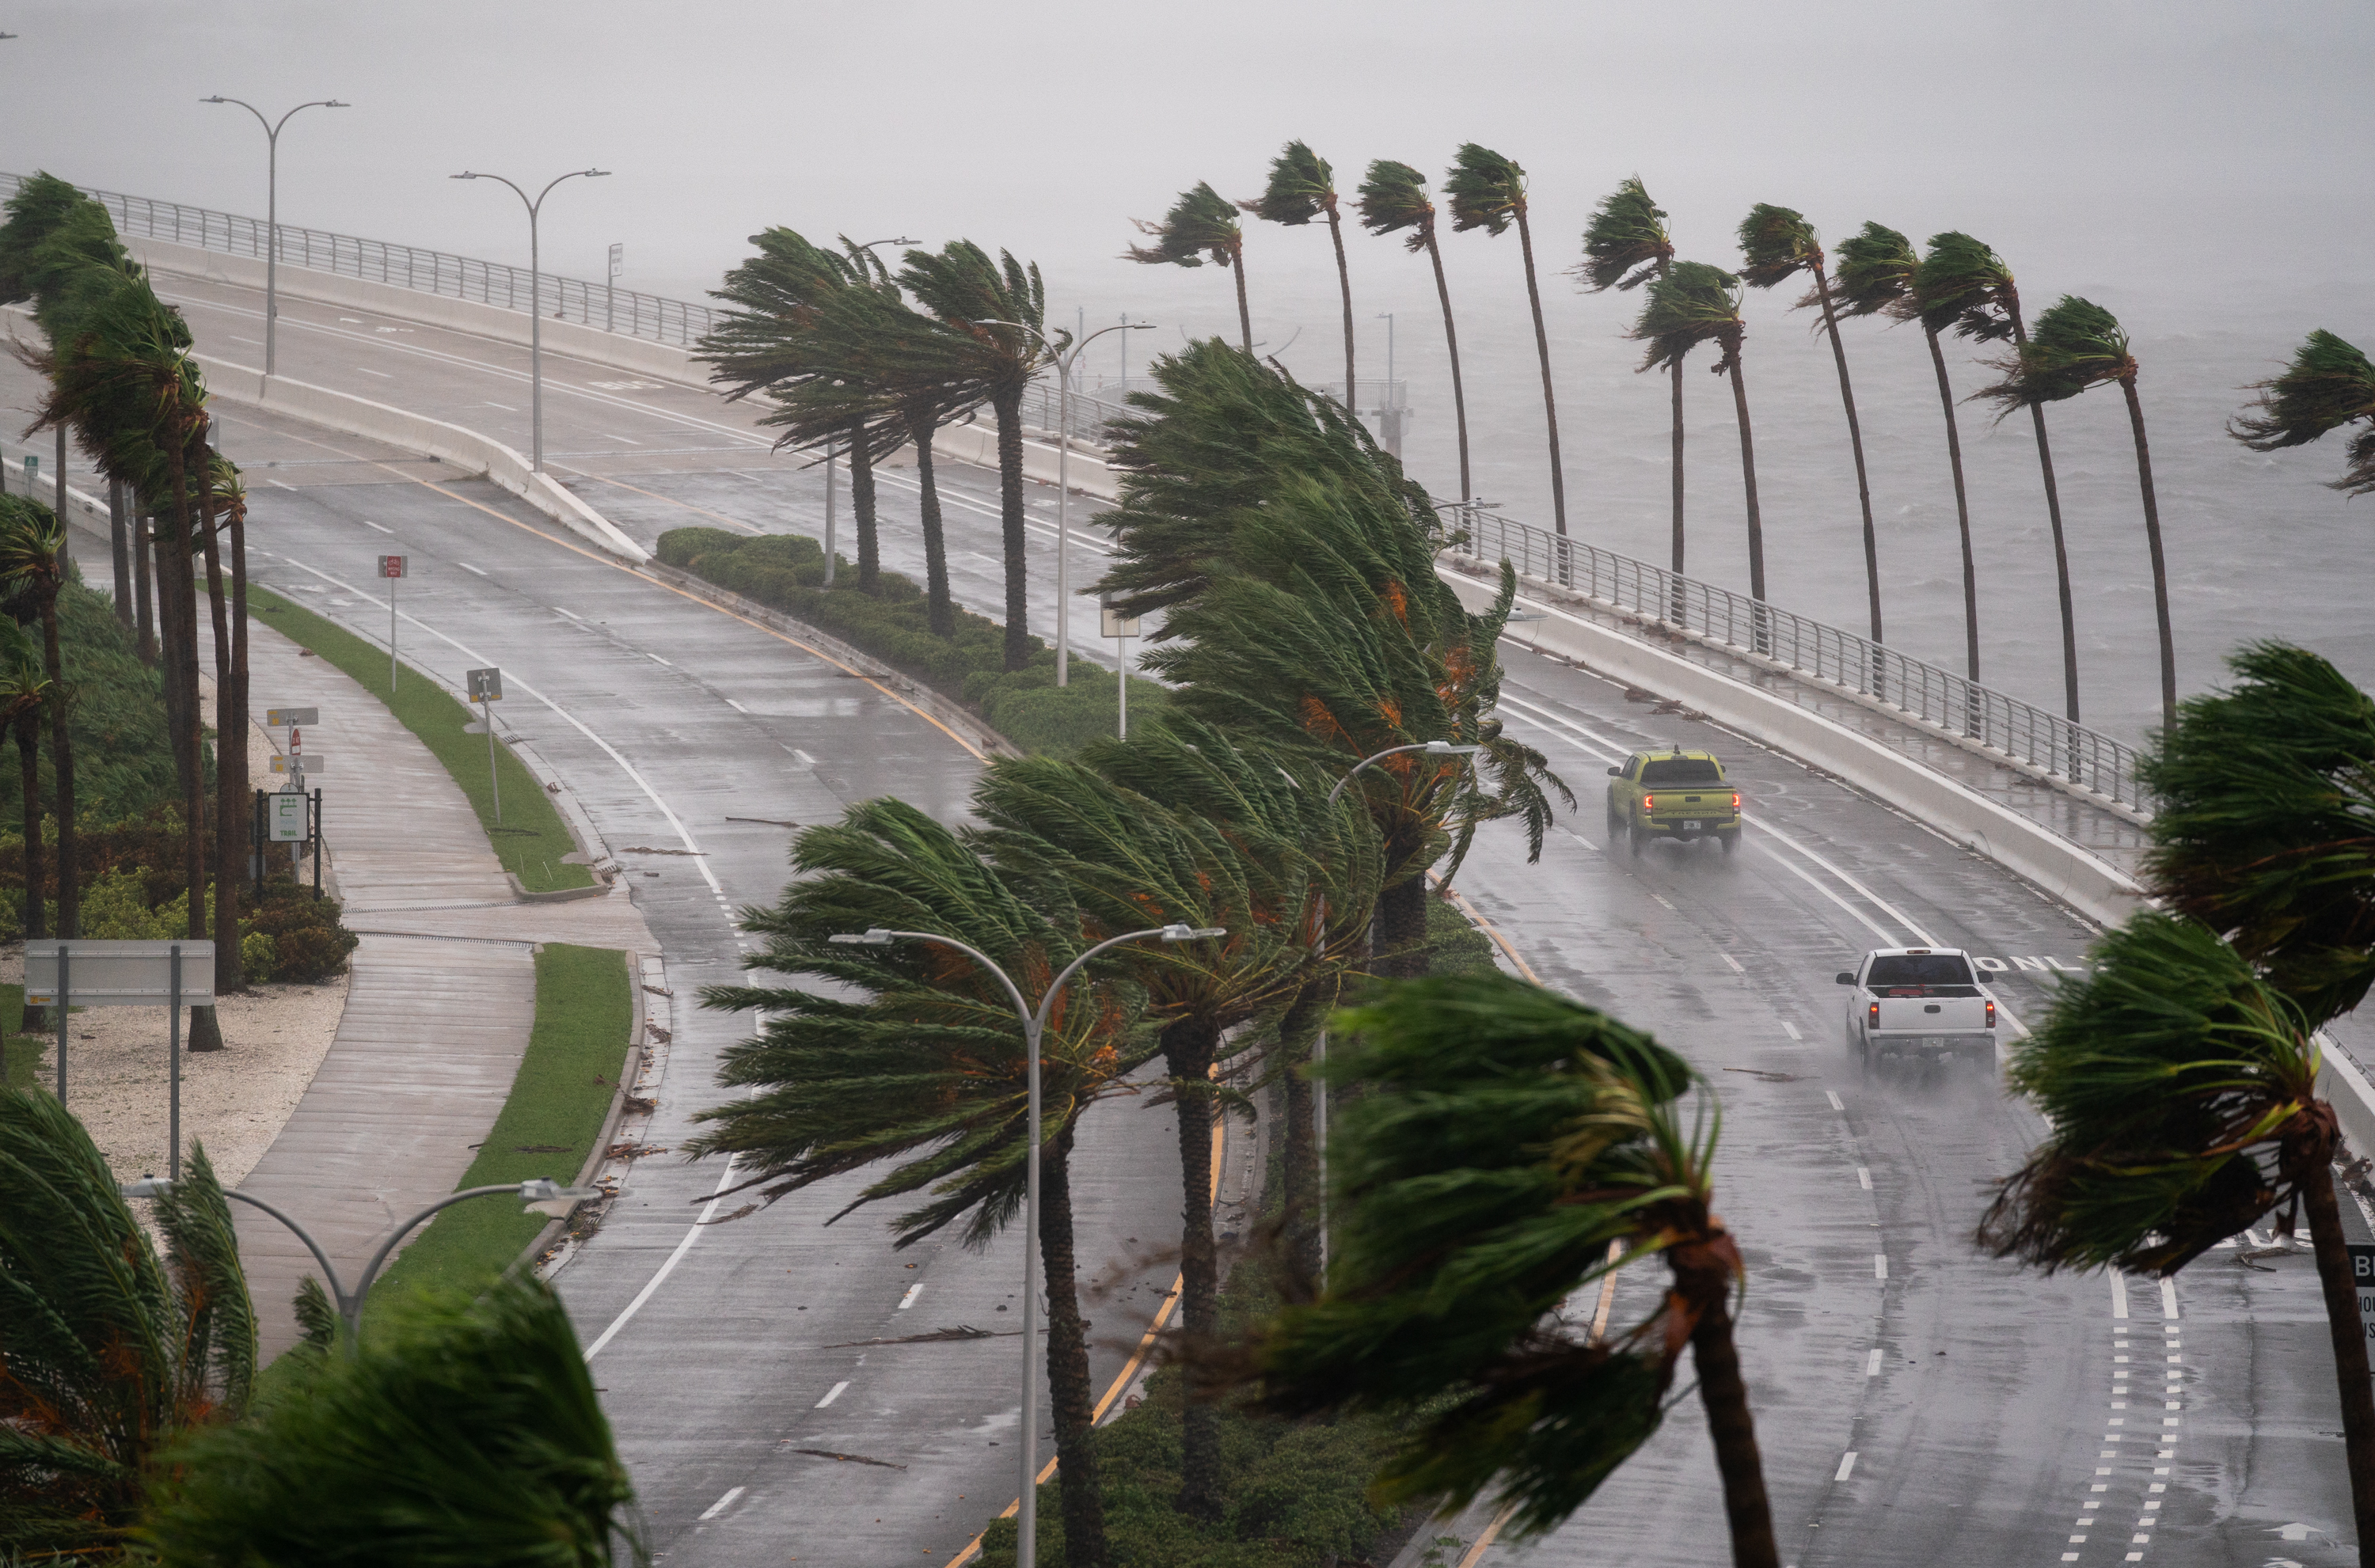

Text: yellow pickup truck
xmin=1605 ymin=747 xmax=1742 ymax=856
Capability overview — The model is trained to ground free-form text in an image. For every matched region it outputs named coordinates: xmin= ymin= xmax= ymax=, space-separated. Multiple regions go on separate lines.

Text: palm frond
xmin=1627 ymin=260 xmax=1744 ymax=375
xmin=1443 ymin=144 xmax=1526 ymax=237
xmin=1125 ymin=182 xmax=1242 ymax=268
xmin=1355 ymin=160 xmax=1437 ymax=256
xmin=1912 ymin=230 xmax=2018 ymax=343
xmin=1734 ymin=203 xmax=1819 ymax=290
xmin=1244 ymin=140 xmax=1336 ymax=226
xmin=1575 ymin=177 xmax=1672 ymax=293
xmin=1968 ymin=294 xmax=2135 ymax=416
xmin=2230 ymin=330 xmax=2375 ymax=494
xmin=1828 ymin=222 xmax=1917 ymax=321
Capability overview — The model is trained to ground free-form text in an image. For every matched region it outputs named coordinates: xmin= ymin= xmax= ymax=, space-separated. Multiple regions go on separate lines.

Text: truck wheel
xmin=1720 ymin=829 xmax=1740 ymax=855
xmin=1628 ymin=822 xmax=1646 ymax=857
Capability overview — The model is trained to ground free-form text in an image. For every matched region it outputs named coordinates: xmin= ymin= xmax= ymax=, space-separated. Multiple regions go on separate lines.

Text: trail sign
xmin=268 ymin=790 xmax=310 ymax=842
xmin=269 ymin=756 xmax=325 ymax=774
xmin=1100 ymin=595 xmax=1141 ymax=639
xmin=264 ymin=707 xmax=318 ymax=728
xmin=26 ymin=940 xmax=215 ymax=1179
xmin=467 ymin=667 xmax=504 ymax=822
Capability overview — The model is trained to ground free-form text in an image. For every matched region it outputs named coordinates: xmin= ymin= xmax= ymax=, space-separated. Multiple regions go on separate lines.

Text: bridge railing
xmin=1449 ymin=507 xmax=2149 ymax=813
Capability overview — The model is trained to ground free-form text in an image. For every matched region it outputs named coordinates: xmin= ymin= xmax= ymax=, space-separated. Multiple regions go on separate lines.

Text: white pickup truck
xmin=1837 ymin=947 xmax=1998 ymax=1071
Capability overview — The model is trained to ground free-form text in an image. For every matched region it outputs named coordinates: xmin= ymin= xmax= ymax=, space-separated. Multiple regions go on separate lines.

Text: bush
xmin=241 ymin=930 xmax=277 ymax=985
xmin=658 ymin=526 xmax=1166 ymax=758
xmin=0 ymin=568 xmax=190 ymax=835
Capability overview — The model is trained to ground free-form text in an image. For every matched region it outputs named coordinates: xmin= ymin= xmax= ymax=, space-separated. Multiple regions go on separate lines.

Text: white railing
xmin=3 ymin=171 xmax=720 ymax=348
xmin=1450 ymin=507 xmax=2149 ymax=813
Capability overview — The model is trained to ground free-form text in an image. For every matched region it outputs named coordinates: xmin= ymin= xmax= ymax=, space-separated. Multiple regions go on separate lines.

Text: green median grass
xmin=246 ymin=586 xmax=594 ymax=893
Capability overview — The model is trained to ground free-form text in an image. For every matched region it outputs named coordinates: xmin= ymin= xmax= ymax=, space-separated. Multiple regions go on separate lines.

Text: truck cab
xmin=1605 ymin=747 xmax=1741 ymax=856
xmin=1838 ymin=947 xmax=1997 ymax=1072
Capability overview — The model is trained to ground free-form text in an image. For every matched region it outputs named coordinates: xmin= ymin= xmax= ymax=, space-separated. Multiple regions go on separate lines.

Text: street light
xmin=122 ymin=1174 xmax=598 ymax=1350
xmin=972 ymin=317 xmax=1156 ymax=686
xmin=828 ymin=918 xmax=1223 ymax=1568
xmin=451 ymin=167 xmax=610 ymax=473
xmin=200 ymin=95 xmax=349 ymax=376
xmin=816 ymin=237 xmax=916 ymax=586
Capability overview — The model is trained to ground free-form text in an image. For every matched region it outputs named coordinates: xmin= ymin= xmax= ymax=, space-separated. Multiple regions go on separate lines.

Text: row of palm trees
xmin=1130 ymin=150 xmax=2181 ymax=732
xmin=0 ymin=171 xmax=256 ymax=1040
xmin=684 ymin=340 xmax=1567 ymax=1568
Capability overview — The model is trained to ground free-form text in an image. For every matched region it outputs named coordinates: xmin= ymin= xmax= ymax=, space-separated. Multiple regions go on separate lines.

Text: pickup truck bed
xmin=1838 ymin=947 xmax=1998 ymax=1071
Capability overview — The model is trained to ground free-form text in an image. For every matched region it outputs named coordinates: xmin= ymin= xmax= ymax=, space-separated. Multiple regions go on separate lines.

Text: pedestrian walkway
xmin=224 ymin=614 xmax=657 ymax=1356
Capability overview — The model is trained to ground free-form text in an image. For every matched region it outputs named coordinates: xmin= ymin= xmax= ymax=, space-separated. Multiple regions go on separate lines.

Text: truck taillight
xmin=1986 ymin=999 xmax=1997 ymax=1030
xmin=1731 ymin=792 xmax=1742 ymax=811
xmin=1641 ymin=795 xmax=1655 ymax=813
xmin=1869 ymin=1001 xmax=1879 ymax=1027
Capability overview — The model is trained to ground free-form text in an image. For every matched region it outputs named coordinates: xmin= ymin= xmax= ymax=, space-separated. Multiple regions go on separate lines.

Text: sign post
xmin=607 ymin=241 xmax=623 ymax=333
xmin=378 ymin=554 xmax=406 ymax=691
xmin=27 ymin=940 xmax=216 ymax=1175
xmin=466 ymin=666 xmax=504 ymax=823
xmin=1101 ymin=594 xmax=1141 ymax=740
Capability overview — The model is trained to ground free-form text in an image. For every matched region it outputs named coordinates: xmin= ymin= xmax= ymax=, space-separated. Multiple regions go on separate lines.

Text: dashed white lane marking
xmin=268 ymin=479 xmax=296 ymax=490
xmin=697 ymin=1486 xmax=746 ymax=1520
xmin=362 ymin=519 xmax=393 ymax=534
xmin=1781 ymin=1020 xmax=1802 ymax=1040
xmin=1648 ymin=890 xmax=1677 ymax=911
xmin=355 ymin=364 xmax=394 ymax=378
xmin=554 ymin=606 xmax=581 ymax=620
xmin=1721 ymin=952 xmax=1744 ymax=973
xmin=815 ymin=1381 xmax=849 ymax=1409
xmin=1835 ymin=1450 xmax=1858 ymax=1481
xmin=484 ymin=401 xmax=518 ymax=411
xmin=898 ymin=1283 xmax=925 ymax=1310
xmin=1857 ymin=1167 xmax=1872 ymax=1190
xmin=2111 ymin=1274 xmax=2130 ymax=1319
xmin=1825 ymin=1091 xmax=1845 ymax=1112
xmin=1564 ymin=828 xmax=1598 ymax=851
xmin=1866 ymin=1349 xmax=1883 ymax=1376
xmin=456 ymin=562 xmax=488 ymax=576
xmin=649 ymin=653 xmax=673 ymax=666
xmin=1874 ymin=1255 xmax=1888 ymax=1281
xmin=725 ymin=697 xmax=748 ymax=712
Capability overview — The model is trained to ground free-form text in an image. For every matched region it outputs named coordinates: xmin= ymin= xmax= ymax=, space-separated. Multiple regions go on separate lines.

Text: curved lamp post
xmin=123 ymin=1174 xmax=598 ymax=1351
xmin=971 ymin=317 xmax=1156 ymax=686
xmin=200 ymin=95 xmax=349 ymax=376
xmin=830 ymin=918 xmax=1222 ymax=1568
xmin=450 ymin=167 xmax=610 ymax=473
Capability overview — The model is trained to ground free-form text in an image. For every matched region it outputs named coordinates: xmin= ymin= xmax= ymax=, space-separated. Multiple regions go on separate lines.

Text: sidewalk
xmin=226 ymin=613 xmax=657 ymax=1355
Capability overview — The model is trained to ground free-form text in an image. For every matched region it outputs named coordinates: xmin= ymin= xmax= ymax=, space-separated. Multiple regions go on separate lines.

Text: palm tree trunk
xmin=847 ymin=421 xmax=880 ymax=594
xmin=36 ymin=588 xmax=77 ymax=940
xmin=1423 ymin=232 xmax=1472 ymax=503
xmin=107 ymin=480 xmax=133 ymax=635
xmin=1375 ymin=873 xmax=1431 ymax=981
xmin=1039 ymin=1121 xmax=1109 ymax=1568
xmin=1811 ymin=264 xmax=1882 ymax=645
xmin=198 ymin=448 xmax=243 ymax=997
xmin=1689 ymin=1291 xmax=1779 ymax=1568
xmin=1276 ymin=975 xmax=1332 ymax=1281
xmin=993 ymin=385 xmax=1031 ymax=674
xmin=1922 ymin=325 xmax=1981 ymax=685
xmin=2004 ymin=315 xmax=2080 ymax=722
xmin=133 ymin=513 xmax=157 ymax=666
xmin=163 ymin=438 xmax=220 ymax=1054
xmin=2299 ymin=1151 xmax=2375 ymax=1565
xmin=1229 ymin=248 xmax=1252 ymax=355
xmin=2119 ymin=374 xmax=2177 ymax=733
xmin=1723 ymin=343 xmax=1765 ymax=606
xmin=1161 ymin=1013 xmax=1224 ymax=1522
xmin=16 ymin=713 xmax=45 ymax=1034
xmin=1512 ymin=209 xmax=1568 ymax=538
xmin=1326 ymin=205 xmax=1355 ymax=403
xmin=910 ymin=416 xmax=955 ymax=639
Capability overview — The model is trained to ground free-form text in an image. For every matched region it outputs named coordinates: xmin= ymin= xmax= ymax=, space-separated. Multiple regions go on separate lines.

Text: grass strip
xmin=2 ymin=984 xmax=44 ymax=1091
xmin=362 ymin=943 xmax=631 ymax=1318
xmin=246 ymin=585 xmax=593 ymax=892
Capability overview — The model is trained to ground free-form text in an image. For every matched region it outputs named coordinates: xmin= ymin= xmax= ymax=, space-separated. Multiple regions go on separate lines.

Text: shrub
xmin=241 ymin=931 xmax=277 ymax=985
xmin=1 ymin=574 xmax=188 ymax=835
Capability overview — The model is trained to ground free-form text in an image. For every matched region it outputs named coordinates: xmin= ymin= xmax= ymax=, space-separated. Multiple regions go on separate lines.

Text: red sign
xmin=378 ymin=555 xmax=407 ymax=579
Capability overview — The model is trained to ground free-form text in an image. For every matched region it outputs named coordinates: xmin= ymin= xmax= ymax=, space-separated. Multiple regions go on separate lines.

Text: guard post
xmin=1100 ymin=594 xmax=1141 ymax=741
xmin=25 ymin=940 xmax=215 ymax=1176
xmin=466 ymin=666 xmax=504 ymax=824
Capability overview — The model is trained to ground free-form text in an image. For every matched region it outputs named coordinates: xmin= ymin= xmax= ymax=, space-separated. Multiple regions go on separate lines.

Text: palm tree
xmin=2 ymin=618 xmax=50 ymax=1030
xmin=1629 ymin=263 xmax=1767 ymax=609
xmin=1244 ymin=141 xmax=1356 ymax=401
xmin=0 ymin=496 xmax=78 ymax=943
xmin=1357 ymin=160 xmax=1470 ymax=502
xmin=1446 ymin=144 xmax=1567 ymax=537
xmin=686 ymin=798 xmax=1149 ymax=1567
xmin=141 ymin=1274 xmax=640 ymax=1566
xmin=1579 ymin=179 xmax=1679 ymax=571
xmin=0 ymin=1089 xmax=253 ymax=1559
xmin=1978 ymin=911 xmax=2375 ymax=1559
xmin=1970 ymin=295 xmax=2176 ymax=731
xmin=1127 ymin=182 xmax=1252 ymax=353
xmin=1212 ymin=973 xmax=1776 ymax=1563
xmin=901 ymin=241 xmax=1058 ymax=672
xmin=205 ymin=448 xmax=252 ymax=1000
xmin=2231 ymin=328 xmax=2375 ymax=495
xmin=1916 ymin=233 xmax=2081 ymax=721
xmin=1736 ymin=204 xmax=1883 ymax=644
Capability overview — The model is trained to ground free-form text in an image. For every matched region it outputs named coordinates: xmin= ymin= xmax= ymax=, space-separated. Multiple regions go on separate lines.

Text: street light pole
xmin=200 ymin=96 xmax=349 ymax=377
xmin=450 ymin=167 xmax=610 ymax=473
xmin=973 ymin=318 xmax=1154 ymax=686
xmin=830 ymin=919 xmax=1223 ymax=1568
xmin=121 ymin=1175 xmax=595 ymax=1350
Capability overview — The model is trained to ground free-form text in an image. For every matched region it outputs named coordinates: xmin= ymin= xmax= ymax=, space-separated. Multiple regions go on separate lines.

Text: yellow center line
xmin=1429 ymin=874 xmax=1541 ymax=985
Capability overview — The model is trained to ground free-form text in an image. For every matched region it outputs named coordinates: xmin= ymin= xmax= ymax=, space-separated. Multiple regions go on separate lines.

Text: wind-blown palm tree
xmin=1736 ymin=204 xmax=1883 ymax=644
xmin=1356 ymin=160 xmax=1470 ymax=501
xmin=1579 ymin=179 xmax=1679 ymax=570
xmin=141 ymin=1274 xmax=640 ymax=1566
xmin=902 ymin=241 xmax=1058 ymax=672
xmin=1127 ymin=182 xmax=1252 ymax=352
xmin=1978 ymin=911 xmax=2375 ymax=1559
xmin=1 ymin=619 xmax=47 ymax=1027
xmin=687 ymin=798 xmax=1149 ymax=1567
xmin=1630 ymin=263 xmax=1767 ymax=606
xmin=1971 ymin=295 xmax=2176 ymax=731
xmin=1212 ymin=973 xmax=1776 ymax=1564
xmin=204 ymin=448 xmax=252 ymax=998
xmin=1244 ymin=141 xmax=1356 ymax=401
xmin=2231 ymin=328 xmax=2375 ymax=495
xmin=0 ymin=1089 xmax=253 ymax=1559
xmin=1446 ymin=144 xmax=1568 ymax=537
xmin=1917 ymin=233 xmax=2080 ymax=720
xmin=0 ymin=496 xmax=78 ymax=942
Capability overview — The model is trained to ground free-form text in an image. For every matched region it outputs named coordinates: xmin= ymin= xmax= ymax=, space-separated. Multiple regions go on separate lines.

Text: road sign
xmin=264 ymin=707 xmax=319 ymax=728
xmin=466 ymin=666 xmax=504 ymax=702
xmin=270 ymin=755 xmax=325 ymax=774
xmin=268 ymin=790 xmax=310 ymax=842
xmin=21 ymin=454 xmax=36 ymax=487
xmin=1100 ymin=595 xmax=1141 ymax=639
xmin=378 ymin=554 xmax=407 ymax=579
xmin=25 ymin=940 xmax=216 ymax=1008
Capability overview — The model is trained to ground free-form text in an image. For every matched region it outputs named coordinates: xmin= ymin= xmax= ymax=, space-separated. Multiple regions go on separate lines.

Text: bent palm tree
xmin=1978 ymin=911 xmax=2375 ymax=1561
xmin=1127 ymin=182 xmax=1252 ymax=352
xmin=1213 ymin=973 xmax=1776 ymax=1562
xmin=1971 ymin=296 xmax=2176 ymax=731
xmin=2231 ymin=329 xmax=2375 ymax=495
xmin=1580 ymin=179 xmax=1679 ymax=570
xmin=1 ymin=620 xmax=47 ymax=1027
xmin=1245 ymin=141 xmax=1356 ymax=401
xmin=1630 ymin=265 xmax=1768 ymax=612
xmin=1917 ymin=233 xmax=2081 ymax=720
xmin=1446 ymin=144 xmax=1567 ymax=536
xmin=0 ymin=496 xmax=78 ymax=940
xmin=1357 ymin=160 xmax=1470 ymax=501
xmin=1737 ymin=204 xmax=1883 ymax=644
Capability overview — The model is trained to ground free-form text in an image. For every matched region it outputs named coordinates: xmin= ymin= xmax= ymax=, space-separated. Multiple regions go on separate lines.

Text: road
xmin=18 ymin=260 xmax=2360 ymax=1566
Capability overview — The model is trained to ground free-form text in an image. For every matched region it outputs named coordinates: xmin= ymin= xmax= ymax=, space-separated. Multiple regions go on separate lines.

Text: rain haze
xmin=3 ymin=0 xmax=2370 ymax=736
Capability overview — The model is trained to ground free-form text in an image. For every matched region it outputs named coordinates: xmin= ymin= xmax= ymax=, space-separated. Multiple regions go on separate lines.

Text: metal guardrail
xmin=2 ymin=171 xmax=721 ymax=348
xmin=1450 ymin=507 xmax=2149 ymax=813
xmin=1018 ymin=380 xmax=1130 ymax=444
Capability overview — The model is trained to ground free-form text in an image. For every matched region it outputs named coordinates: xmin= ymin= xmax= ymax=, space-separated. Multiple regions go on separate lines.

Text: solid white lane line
xmin=1750 ymin=817 xmax=1939 ymax=946
xmin=583 ymin=1154 xmax=741 ymax=1361
xmin=1835 ymin=1451 xmax=1858 ymax=1481
xmin=815 ymin=1381 xmax=850 ymax=1409
xmin=1825 ymin=1091 xmax=1845 ymax=1112
xmin=355 ymin=365 xmax=393 ymax=378
xmin=1857 ymin=1167 xmax=1872 ymax=1190
xmin=1721 ymin=953 xmax=1744 ymax=973
xmin=2112 ymin=1274 xmax=2130 ymax=1319
xmin=457 ymin=562 xmax=488 ymax=576
xmin=697 ymin=1486 xmax=745 ymax=1521
xmin=363 ymin=519 xmax=393 ymax=533
xmin=485 ymin=401 xmax=518 ymax=411
xmin=1781 ymin=1020 xmax=1802 ymax=1040
xmin=2161 ymin=1279 xmax=2179 ymax=1319
xmin=898 ymin=1283 xmax=925 ymax=1310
